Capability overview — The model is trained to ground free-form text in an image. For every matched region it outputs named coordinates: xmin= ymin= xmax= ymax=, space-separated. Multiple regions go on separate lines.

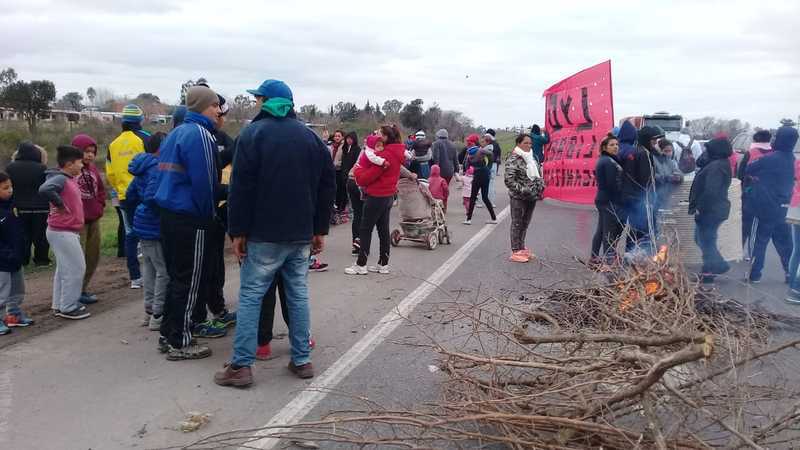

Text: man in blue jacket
xmin=154 ymin=86 xmax=222 ymax=361
xmin=214 ymin=79 xmax=335 ymax=387
xmin=745 ymin=125 xmax=800 ymax=283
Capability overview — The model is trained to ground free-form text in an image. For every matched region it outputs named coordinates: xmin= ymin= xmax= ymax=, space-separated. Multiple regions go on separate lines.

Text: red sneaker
xmin=255 ymin=343 xmax=274 ymax=361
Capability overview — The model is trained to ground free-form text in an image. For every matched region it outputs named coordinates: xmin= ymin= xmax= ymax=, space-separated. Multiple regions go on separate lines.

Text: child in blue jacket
xmin=0 ymin=172 xmax=34 ymax=334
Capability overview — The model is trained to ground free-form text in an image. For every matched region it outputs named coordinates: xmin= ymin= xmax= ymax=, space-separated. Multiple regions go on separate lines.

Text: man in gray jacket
xmin=431 ymin=129 xmax=460 ymax=185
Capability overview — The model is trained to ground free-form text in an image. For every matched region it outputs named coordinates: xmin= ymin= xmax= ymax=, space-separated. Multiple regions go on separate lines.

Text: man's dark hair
xmin=57 ymin=145 xmax=83 ymax=167
xmin=0 ymin=172 xmax=9 ymax=184
xmin=486 ymin=128 xmax=496 ymax=137
xmin=380 ymin=125 xmax=402 ymax=144
xmin=146 ymin=132 xmax=166 ymax=154
xmin=515 ymin=133 xmax=532 ymax=145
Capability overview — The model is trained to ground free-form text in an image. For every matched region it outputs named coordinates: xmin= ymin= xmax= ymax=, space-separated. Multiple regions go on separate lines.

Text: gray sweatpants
xmin=46 ymin=229 xmax=86 ymax=313
xmin=141 ymin=239 xmax=169 ymax=317
xmin=0 ymin=269 xmax=25 ymax=315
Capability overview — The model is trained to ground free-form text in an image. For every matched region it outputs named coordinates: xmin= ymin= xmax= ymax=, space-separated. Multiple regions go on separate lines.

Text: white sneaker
xmin=486 ymin=219 xmax=498 ymax=224
xmin=344 ymin=264 xmax=368 ymax=275
xmin=463 ymin=219 xmax=472 ymax=225
xmin=368 ymin=265 xmax=390 ymax=274
xmin=148 ymin=314 xmax=163 ymax=331
xmin=476 ymin=203 xmax=484 ymax=208
xmin=131 ymin=278 xmax=143 ymax=289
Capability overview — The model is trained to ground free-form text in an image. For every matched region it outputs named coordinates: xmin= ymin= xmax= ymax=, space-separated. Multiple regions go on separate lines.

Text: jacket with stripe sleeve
xmin=154 ymin=112 xmax=219 ymax=221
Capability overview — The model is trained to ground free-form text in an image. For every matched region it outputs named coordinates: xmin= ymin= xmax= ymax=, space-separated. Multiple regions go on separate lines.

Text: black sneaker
xmin=55 ymin=308 xmax=91 ymax=320
xmin=166 ymin=343 xmax=212 ymax=361
xmin=159 ymin=336 xmax=197 ymax=353
xmin=79 ymin=292 xmax=98 ymax=305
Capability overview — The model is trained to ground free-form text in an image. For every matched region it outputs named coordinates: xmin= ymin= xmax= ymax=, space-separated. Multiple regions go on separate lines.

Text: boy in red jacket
xmin=72 ymin=134 xmax=106 ymax=305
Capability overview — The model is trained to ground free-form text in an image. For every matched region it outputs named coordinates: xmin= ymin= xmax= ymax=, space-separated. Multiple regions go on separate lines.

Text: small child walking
xmin=127 ymin=132 xmax=169 ymax=330
xmin=39 ymin=146 xmax=89 ymax=320
xmin=427 ymin=164 xmax=449 ymax=213
xmin=0 ymin=172 xmax=34 ymax=334
xmin=461 ymin=166 xmax=475 ymax=215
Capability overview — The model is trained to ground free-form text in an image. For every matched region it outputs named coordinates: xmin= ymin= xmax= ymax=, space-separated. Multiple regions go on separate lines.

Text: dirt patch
xmin=0 ymin=255 xmax=134 ymax=350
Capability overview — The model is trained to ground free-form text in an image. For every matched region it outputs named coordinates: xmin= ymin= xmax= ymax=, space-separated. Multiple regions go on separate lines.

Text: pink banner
xmin=542 ymin=60 xmax=614 ymax=205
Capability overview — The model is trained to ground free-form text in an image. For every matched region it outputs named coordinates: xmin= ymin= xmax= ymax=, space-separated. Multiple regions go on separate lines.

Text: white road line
xmin=0 ymin=370 xmax=12 ymax=445
xmin=249 ymin=206 xmax=511 ymax=449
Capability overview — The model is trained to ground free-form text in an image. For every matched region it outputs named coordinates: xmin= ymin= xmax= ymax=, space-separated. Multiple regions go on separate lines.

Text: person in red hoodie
xmin=427 ymin=164 xmax=449 ymax=213
xmin=346 ymin=125 xmax=406 ymax=275
xmin=71 ymin=134 xmax=106 ymax=305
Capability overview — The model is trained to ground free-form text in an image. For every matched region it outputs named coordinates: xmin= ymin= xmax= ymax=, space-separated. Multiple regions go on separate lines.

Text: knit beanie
xmin=121 ymin=104 xmax=144 ymax=123
xmin=466 ymin=134 xmax=480 ymax=146
xmin=415 ymin=130 xmax=426 ymax=140
xmin=366 ymin=135 xmax=382 ymax=150
xmin=486 ymin=128 xmax=496 ymax=137
xmin=435 ymin=129 xmax=449 ymax=139
xmin=186 ymin=86 xmax=219 ymax=113
xmin=753 ymin=129 xmax=771 ymax=143
xmin=71 ymin=134 xmax=97 ymax=152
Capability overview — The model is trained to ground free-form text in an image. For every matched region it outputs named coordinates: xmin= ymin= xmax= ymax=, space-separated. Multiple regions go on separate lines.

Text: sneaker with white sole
xmin=344 ymin=264 xmax=368 ymax=275
xmin=55 ymin=308 xmax=91 ymax=320
xmin=367 ymin=265 xmax=390 ymax=274
xmin=148 ymin=314 xmax=163 ymax=331
xmin=141 ymin=313 xmax=151 ymax=327
xmin=131 ymin=278 xmax=143 ymax=289
xmin=486 ymin=219 xmax=498 ymax=224
xmin=463 ymin=219 xmax=472 ymax=225
xmin=165 ymin=343 xmax=211 ymax=361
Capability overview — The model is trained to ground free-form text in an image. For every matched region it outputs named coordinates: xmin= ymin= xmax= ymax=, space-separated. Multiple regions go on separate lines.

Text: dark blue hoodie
xmin=0 ymin=199 xmax=24 ymax=272
xmin=616 ymin=120 xmax=637 ymax=161
xmin=126 ymin=153 xmax=161 ymax=240
xmin=745 ymin=125 xmax=800 ymax=222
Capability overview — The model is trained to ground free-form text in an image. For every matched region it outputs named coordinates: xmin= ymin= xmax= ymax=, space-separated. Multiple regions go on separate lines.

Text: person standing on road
xmin=5 ymin=142 xmax=51 ymax=266
xmin=342 ymin=132 xmax=363 ymax=254
xmin=530 ymin=124 xmax=549 ymax=164
xmin=410 ymin=130 xmax=433 ymax=179
xmin=737 ymin=130 xmax=773 ymax=260
xmin=214 ymin=79 xmax=335 ymax=387
xmin=590 ymin=133 xmax=625 ymax=265
xmin=127 ymin=132 xmax=168 ymax=330
xmin=72 ymin=134 xmax=106 ymax=306
xmin=463 ymin=134 xmax=497 ymax=225
xmin=107 ymin=104 xmax=149 ymax=289
xmin=745 ymin=125 xmax=799 ymax=284
xmin=154 ymin=86 xmax=222 ymax=361
xmin=485 ymin=129 xmax=502 ymax=205
xmin=688 ymin=137 xmax=734 ymax=285
xmin=431 ymin=128 xmax=460 ymax=186
xmin=345 ymin=125 xmax=406 ymax=275
xmin=190 ymin=94 xmax=237 ymax=338
xmin=504 ymin=134 xmax=543 ymax=263
xmin=39 ymin=146 xmax=88 ymax=320
xmin=0 ymin=172 xmax=35 ymax=332
xmin=620 ymin=123 xmax=662 ymax=255
xmin=652 ymin=139 xmax=683 ymax=236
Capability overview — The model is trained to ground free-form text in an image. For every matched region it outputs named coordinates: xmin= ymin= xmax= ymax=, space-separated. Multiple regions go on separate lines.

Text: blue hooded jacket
xmin=616 ymin=120 xmax=637 ymax=160
xmin=745 ymin=125 xmax=800 ymax=222
xmin=126 ymin=153 xmax=161 ymax=240
xmin=154 ymin=112 xmax=219 ymax=223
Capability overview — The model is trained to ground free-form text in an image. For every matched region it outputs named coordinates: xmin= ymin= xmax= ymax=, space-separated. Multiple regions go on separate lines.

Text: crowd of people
xmin=588 ymin=120 xmax=800 ymax=303
xmin=3 ymin=75 xmax=795 ymax=387
xmin=0 ymin=77 xmax=549 ymax=388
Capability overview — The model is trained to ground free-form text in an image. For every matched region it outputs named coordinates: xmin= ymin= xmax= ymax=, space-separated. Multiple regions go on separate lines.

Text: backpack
xmin=677 ymin=137 xmax=696 ymax=173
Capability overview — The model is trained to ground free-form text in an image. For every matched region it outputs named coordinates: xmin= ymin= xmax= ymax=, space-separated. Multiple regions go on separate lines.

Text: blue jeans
xmin=119 ymin=200 xmax=141 ymax=281
xmin=694 ymin=217 xmax=729 ymax=276
xmin=624 ymin=197 xmax=655 ymax=255
xmin=232 ymin=242 xmax=311 ymax=367
xmin=788 ymin=225 xmax=800 ymax=290
xmin=488 ymin=163 xmax=498 ymax=204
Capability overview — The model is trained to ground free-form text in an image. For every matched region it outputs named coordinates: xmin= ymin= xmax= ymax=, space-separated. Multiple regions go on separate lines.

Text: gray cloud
xmin=0 ymin=0 xmax=797 ymax=128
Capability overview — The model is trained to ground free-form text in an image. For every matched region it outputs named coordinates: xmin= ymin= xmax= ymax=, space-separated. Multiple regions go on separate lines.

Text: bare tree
xmin=86 ymin=87 xmax=96 ymax=107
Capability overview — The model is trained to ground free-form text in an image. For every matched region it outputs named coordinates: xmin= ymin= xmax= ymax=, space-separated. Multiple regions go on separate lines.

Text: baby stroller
xmin=391 ymin=178 xmax=451 ymax=250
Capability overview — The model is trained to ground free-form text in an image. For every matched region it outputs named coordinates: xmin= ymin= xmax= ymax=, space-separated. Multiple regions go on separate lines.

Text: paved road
xmin=1 ymin=183 xmax=797 ymax=450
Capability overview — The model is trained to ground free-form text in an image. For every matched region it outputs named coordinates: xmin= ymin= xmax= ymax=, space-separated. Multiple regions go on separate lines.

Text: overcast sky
xmin=1 ymin=0 xmax=798 ymax=129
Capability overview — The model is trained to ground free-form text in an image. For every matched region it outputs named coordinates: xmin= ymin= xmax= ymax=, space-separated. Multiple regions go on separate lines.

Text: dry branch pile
xmin=181 ymin=246 xmax=800 ymax=450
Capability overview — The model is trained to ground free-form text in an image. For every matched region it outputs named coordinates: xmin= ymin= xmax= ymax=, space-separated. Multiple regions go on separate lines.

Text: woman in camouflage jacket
xmin=504 ymin=134 xmax=544 ymax=263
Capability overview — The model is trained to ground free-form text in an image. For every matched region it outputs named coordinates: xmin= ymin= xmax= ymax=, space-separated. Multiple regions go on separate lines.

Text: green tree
xmin=0 ymin=68 xmax=17 ymax=89
xmin=423 ymin=103 xmax=442 ymax=132
xmin=334 ymin=101 xmax=359 ymax=122
xmin=61 ymin=92 xmax=84 ymax=111
xmin=400 ymin=98 xmax=425 ymax=130
xmin=382 ymin=99 xmax=403 ymax=116
xmin=1 ymin=79 xmax=56 ymax=136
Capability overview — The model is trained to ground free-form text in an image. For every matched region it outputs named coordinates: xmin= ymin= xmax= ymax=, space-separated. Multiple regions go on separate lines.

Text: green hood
xmin=261 ymin=97 xmax=294 ymax=118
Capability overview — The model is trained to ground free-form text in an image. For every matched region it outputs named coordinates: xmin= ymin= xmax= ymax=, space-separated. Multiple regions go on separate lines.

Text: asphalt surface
xmin=1 ymin=181 xmax=798 ymax=450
